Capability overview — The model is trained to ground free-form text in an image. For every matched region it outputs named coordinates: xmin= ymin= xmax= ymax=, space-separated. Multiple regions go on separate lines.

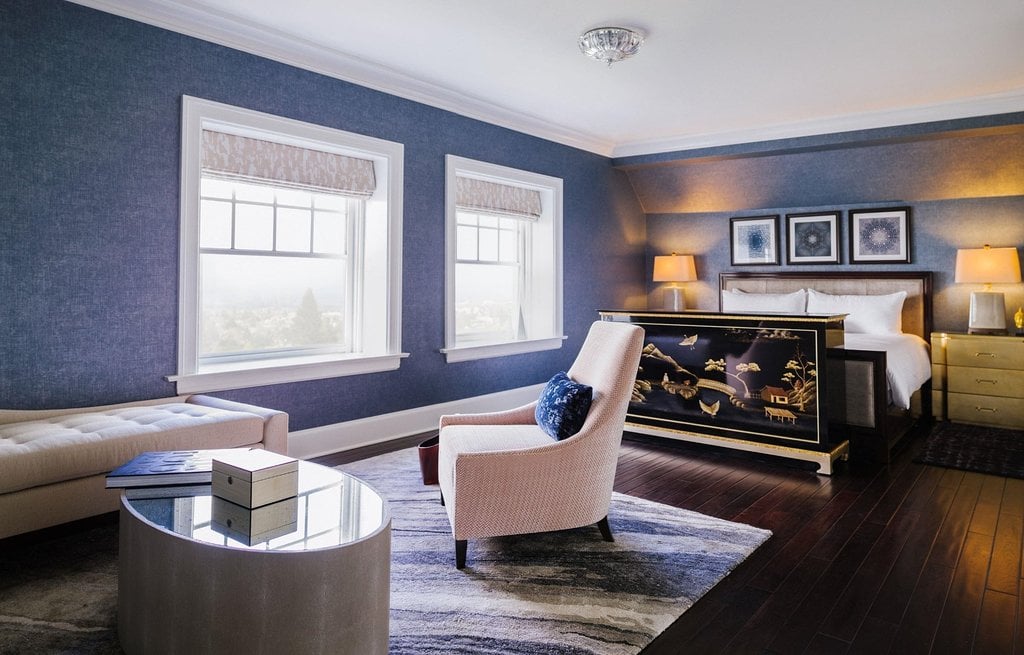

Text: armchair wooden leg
xmin=597 ymin=516 xmax=614 ymax=542
xmin=455 ymin=540 xmax=467 ymax=569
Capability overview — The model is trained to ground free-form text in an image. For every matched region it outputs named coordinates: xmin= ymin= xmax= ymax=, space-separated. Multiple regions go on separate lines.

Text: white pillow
xmin=721 ymin=289 xmax=807 ymax=314
xmin=805 ymin=289 xmax=907 ymax=334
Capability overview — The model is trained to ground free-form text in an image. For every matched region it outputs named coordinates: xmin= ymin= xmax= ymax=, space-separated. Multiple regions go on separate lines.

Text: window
xmin=442 ymin=155 xmax=563 ymax=363
xmin=172 ymin=96 xmax=405 ymax=393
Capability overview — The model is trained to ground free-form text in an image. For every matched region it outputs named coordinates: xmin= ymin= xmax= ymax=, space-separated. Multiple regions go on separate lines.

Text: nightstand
xmin=931 ymin=332 xmax=1024 ymax=429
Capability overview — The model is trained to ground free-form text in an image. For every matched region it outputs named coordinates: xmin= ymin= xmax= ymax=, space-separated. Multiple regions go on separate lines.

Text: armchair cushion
xmin=535 ymin=372 xmax=593 ymax=441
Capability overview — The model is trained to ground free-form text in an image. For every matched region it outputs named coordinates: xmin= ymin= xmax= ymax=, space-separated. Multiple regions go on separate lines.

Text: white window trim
xmin=170 ymin=96 xmax=406 ymax=394
xmin=441 ymin=155 xmax=564 ymax=363
xmin=441 ymin=337 xmax=566 ymax=364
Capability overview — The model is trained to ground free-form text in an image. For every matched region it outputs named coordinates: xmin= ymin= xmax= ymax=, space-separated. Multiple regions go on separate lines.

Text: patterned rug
xmin=0 ymin=448 xmax=771 ymax=655
xmin=915 ymin=421 xmax=1024 ymax=480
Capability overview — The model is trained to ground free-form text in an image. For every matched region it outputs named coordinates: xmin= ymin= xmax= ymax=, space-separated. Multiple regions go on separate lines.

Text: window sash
xmin=199 ymin=177 xmax=351 ymax=258
xmin=453 ymin=209 xmax=527 ymax=344
xmin=455 ymin=211 xmax=521 ymax=265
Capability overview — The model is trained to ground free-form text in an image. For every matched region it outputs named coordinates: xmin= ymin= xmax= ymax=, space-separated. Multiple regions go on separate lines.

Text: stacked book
xmin=105 ymin=449 xmax=249 ymax=499
xmin=108 ymin=448 xmax=302 ymax=545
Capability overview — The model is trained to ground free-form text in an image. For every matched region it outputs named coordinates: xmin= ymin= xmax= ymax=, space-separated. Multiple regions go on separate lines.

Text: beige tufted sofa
xmin=0 ymin=394 xmax=288 ymax=539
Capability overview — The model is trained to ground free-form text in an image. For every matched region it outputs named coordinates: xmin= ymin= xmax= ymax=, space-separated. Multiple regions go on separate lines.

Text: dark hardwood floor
xmin=619 ymin=432 xmax=1024 ymax=655
xmin=317 ymin=428 xmax=1024 ymax=654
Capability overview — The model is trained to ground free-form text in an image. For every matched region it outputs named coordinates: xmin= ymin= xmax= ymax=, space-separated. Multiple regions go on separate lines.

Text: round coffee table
xmin=117 ymin=460 xmax=390 ymax=655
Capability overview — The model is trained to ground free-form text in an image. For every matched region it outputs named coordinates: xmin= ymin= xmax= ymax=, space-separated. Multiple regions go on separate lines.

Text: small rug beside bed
xmin=915 ymin=421 xmax=1024 ymax=479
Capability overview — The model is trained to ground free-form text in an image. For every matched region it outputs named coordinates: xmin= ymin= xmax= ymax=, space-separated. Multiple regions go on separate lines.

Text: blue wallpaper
xmin=0 ymin=0 xmax=647 ymax=427
xmin=622 ymin=130 xmax=1024 ymax=214
xmin=646 ymin=197 xmax=1024 ymax=333
xmin=630 ymin=119 xmax=1024 ymax=335
xmin=4 ymin=0 xmax=1020 ymax=429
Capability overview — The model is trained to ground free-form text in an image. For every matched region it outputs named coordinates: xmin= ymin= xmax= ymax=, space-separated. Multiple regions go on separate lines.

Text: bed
xmin=720 ymin=271 xmax=934 ymax=463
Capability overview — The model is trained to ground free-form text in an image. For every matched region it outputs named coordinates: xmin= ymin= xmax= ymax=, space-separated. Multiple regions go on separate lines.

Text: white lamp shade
xmin=653 ymin=254 xmax=697 ymax=282
xmin=954 ymin=246 xmax=1022 ymax=284
xmin=955 ymin=245 xmax=1021 ymax=334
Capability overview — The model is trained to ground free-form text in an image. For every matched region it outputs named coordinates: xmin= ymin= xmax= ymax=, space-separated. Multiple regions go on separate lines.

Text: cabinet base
xmin=625 ymin=424 xmax=850 ymax=475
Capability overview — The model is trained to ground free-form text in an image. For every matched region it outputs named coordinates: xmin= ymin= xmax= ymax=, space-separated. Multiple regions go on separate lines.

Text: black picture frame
xmin=786 ymin=211 xmax=840 ymax=265
xmin=730 ymin=215 xmax=780 ymax=266
xmin=849 ymin=207 xmax=911 ymax=263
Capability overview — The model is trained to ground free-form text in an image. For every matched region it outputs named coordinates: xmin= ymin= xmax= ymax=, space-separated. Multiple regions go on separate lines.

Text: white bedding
xmin=842 ymin=333 xmax=931 ymax=410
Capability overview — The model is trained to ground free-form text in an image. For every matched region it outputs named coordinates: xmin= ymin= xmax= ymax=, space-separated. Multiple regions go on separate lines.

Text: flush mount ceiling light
xmin=578 ymin=26 xmax=645 ymax=67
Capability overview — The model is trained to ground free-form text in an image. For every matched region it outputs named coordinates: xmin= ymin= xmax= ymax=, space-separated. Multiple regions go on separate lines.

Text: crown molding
xmin=65 ymin=1 xmax=1024 ymax=160
xmin=67 ymin=0 xmax=616 ymax=156
xmin=611 ymin=89 xmax=1024 ymax=158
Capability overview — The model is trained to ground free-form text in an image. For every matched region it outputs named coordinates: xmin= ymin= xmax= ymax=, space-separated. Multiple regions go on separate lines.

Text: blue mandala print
xmin=858 ymin=218 xmax=900 ymax=255
xmin=739 ymin=224 xmax=770 ymax=257
xmin=793 ymin=221 xmax=831 ymax=257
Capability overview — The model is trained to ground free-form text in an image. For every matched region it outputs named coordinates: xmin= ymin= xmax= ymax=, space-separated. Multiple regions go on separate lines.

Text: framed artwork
xmin=786 ymin=212 xmax=840 ymax=264
xmin=849 ymin=207 xmax=911 ymax=263
xmin=730 ymin=215 xmax=779 ymax=266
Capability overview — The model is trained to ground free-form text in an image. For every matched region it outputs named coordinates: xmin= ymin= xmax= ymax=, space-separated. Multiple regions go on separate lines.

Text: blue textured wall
xmin=0 ymin=0 xmax=647 ymax=427
xmin=622 ymin=129 xmax=1024 ymax=214
xmin=627 ymin=123 xmax=1024 ymax=334
xmin=4 ymin=1 xmax=1020 ymax=427
xmin=646 ymin=198 xmax=1024 ymax=332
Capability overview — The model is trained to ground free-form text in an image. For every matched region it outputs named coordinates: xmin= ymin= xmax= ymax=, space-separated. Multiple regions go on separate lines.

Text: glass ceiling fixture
xmin=578 ymin=26 xmax=645 ymax=67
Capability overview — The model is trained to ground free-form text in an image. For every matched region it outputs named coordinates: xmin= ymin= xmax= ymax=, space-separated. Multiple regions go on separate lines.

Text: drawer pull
xmin=975 ymin=379 xmax=998 ymax=385
xmin=973 ymin=352 xmax=996 ymax=358
xmin=974 ymin=406 xmax=997 ymax=413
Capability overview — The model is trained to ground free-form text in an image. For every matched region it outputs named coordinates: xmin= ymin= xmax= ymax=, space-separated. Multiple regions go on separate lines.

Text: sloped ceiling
xmin=624 ymin=127 xmax=1024 ymax=214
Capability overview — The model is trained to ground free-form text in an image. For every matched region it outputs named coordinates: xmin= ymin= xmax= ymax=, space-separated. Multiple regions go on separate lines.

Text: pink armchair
xmin=437 ymin=320 xmax=644 ymax=568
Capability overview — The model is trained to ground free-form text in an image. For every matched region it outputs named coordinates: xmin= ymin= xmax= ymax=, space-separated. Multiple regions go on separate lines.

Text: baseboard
xmin=287 ymin=384 xmax=545 ymax=459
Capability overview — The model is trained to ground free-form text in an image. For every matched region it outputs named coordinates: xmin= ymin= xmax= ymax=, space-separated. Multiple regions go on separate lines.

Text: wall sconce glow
xmin=954 ymin=244 xmax=1022 ymax=334
xmin=653 ymin=253 xmax=697 ymax=311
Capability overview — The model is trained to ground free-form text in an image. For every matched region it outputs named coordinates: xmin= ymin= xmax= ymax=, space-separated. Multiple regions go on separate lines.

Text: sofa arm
xmin=187 ymin=395 xmax=289 ymax=455
xmin=439 ymin=401 xmax=538 ymax=429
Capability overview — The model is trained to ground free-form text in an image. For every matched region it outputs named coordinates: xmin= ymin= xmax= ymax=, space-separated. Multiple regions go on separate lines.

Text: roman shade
xmin=455 ymin=176 xmax=542 ymax=221
xmin=201 ymin=130 xmax=376 ymax=198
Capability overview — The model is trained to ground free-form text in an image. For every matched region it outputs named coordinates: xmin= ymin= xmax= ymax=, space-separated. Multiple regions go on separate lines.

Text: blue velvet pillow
xmin=535 ymin=372 xmax=593 ymax=441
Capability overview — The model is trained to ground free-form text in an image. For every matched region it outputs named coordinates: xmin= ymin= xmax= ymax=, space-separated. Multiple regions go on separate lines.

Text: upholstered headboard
xmin=720 ymin=272 xmax=933 ymax=340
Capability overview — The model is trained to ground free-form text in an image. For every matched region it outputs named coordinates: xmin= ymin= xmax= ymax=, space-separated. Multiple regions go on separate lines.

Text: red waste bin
xmin=418 ymin=434 xmax=439 ymax=485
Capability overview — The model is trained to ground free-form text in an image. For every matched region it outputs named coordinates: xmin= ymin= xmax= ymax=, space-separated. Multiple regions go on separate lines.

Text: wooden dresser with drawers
xmin=931 ymin=332 xmax=1024 ymax=429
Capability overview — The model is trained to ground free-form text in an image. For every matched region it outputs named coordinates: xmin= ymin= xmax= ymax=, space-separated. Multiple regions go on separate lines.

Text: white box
xmin=211 ymin=495 xmax=298 ymax=546
xmin=211 ymin=449 xmax=299 ymax=508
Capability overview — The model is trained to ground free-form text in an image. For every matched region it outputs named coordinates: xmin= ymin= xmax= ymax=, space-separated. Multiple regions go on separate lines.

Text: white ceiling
xmin=75 ymin=0 xmax=1024 ymax=157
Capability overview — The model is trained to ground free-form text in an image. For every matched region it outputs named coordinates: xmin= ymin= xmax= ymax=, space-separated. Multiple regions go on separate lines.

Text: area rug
xmin=341 ymin=448 xmax=771 ymax=654
xmin=0 ymin=448 xmax=771 ymax=655
xmin=915 ymin=421 xmax=1024 ymax=479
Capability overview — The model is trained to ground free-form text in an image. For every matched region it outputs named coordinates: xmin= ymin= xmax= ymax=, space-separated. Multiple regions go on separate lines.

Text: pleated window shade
xmin=455 ymin=176 xmax=542 ymax=221
xmin=201 ymin=130 xmax=376 ymax=198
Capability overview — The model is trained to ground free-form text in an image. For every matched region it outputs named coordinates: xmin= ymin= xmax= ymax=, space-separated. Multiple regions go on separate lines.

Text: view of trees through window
xmin=454 ymin=211 xmax=523 ymax=343
xmin=198 ymin=178 xmax=353 ymax=360
xmin=200 ymin=284 xmax=345 ymax=357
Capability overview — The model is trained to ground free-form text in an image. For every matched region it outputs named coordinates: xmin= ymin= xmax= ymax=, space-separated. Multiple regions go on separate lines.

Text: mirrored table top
xmin=123 ymin=461 xmax=388 ymax=551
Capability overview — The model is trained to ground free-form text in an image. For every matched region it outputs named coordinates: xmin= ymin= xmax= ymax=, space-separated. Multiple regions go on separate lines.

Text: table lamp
xmin=653 ymin=253 xmax=697 ymax=311
xmin=954 ymin=245 xmax=1021 ymax=334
